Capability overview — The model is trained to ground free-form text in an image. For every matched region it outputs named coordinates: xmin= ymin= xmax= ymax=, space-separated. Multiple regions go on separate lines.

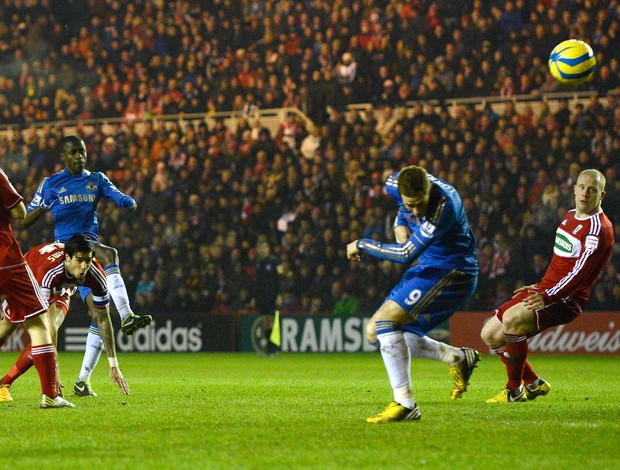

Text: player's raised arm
xmin=99 ymin=173 xmax=137 ymax=210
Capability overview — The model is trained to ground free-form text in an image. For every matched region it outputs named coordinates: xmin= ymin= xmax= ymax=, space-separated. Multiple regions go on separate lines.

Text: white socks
xmin=404 ymin=332 xmax=464 ymax=366
xmin=104 ymin=264 xmax=132 ymax=320
xmin=377 ymin=329 xmax=415 ymax=409
xmin=78 ymin=323 xmax=104 ymax=382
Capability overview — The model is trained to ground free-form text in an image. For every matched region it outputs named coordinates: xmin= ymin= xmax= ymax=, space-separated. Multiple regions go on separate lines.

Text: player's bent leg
xmin=502 ymin=305 xmax=538 ymax=336
xmin=402 ymin=332 xmax=480 ymax=400
xmin=480 ymin=315 xmax=506 ymax=349
xmin=24 ymin=315 xmax=75 ymax=408
xmin=121 ymin=312 xmax=152 ymax=336
xmin=96 ymin=244 xmax=153 ymax=334
xmin=365 ymin=318 xmax=378 ymax=346
xmin=487 ymin=305 xmax=537 ymax=402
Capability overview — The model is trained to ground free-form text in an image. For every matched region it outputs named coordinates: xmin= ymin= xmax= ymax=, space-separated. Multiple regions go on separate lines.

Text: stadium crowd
xmin=1 ymin=0 xmax=620 ymax=124
xmin=0 ymin=0 xmax=619 ymax=316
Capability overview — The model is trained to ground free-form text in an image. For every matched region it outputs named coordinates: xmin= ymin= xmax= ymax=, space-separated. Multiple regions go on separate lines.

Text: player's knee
xmin=97 ymin=245 xmax=117 ymax=265
xmin=365 ymin=321 xmax=377 ymax=344
xmin=480 ymin=317 xmax=503 ymax=348
xmin=480 ymin=324 xmax=495 ymax=347
xmin=501 ymin=309 xmax=531 ymax=334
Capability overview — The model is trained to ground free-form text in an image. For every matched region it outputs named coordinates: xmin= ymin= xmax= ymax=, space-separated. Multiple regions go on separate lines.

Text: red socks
xmin=2 ymin=343 xmax=34 ymax=386
xmin=522 ymin=359 xmax=538 ymax=385
xmin=30 ymin=343 xmax=57 ymax=397
xmin=503 ymin=334 xmax=528 ymax=390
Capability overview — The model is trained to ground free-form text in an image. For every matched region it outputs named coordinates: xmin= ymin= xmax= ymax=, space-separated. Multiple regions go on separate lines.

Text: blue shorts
xmin=386 ymin=265 xmax=477 ymax=336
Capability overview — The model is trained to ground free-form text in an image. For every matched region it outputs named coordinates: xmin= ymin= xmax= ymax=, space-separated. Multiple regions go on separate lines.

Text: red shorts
xmin=0 ymin=263 xmax=47 ymax=323
xmin=494 ymin=291 xmax=582 ymax=333
xmin=3 ymin=292 xmax=72 ymax=319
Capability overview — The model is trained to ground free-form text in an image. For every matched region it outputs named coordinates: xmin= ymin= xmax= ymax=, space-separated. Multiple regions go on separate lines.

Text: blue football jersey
xmin=28 ymin=169 xmax=135 ymax=242
xmin=358 ymin=172 xmax=478 ymax=275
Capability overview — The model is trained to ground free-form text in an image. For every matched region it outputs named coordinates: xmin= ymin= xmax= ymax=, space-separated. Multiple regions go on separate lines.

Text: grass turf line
xmin=0 ymin=353 xmax=618 ymax=469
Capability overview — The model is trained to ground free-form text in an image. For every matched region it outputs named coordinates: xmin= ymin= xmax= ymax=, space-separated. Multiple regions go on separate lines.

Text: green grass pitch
xmin=0 ymin=352 xmax=618 ymax=469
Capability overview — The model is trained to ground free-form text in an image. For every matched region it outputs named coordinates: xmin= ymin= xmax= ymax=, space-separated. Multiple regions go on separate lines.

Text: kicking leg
xmin=405 ymin=333 xmax=481 ymax=400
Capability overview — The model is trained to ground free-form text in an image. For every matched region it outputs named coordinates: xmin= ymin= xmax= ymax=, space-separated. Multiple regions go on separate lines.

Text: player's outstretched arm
xmin=99 ymin=173 xmax=137 ymax=211
xmin=92 ymin=305 xmax=130 ymax=395
xmin=22 ymin=207 xmax=45 ymax=228
xmin=22 ymin=179 xmax=58 ymax=228
xmin=109 ymin=364 xmax=130 ymax=394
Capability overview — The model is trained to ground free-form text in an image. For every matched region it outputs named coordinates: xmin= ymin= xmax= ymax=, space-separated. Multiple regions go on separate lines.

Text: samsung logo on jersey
xmin=59 ymin=194 xmax=97 ymax=204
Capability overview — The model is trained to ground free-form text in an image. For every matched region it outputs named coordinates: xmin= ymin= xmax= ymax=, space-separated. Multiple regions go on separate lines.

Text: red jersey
xmin=26 ymin=242 xmax=109 ymax=310
xmin=536 ymin=209 xmax=614 ymax=307
xmin=0 ymin=168 xmax=27 ymax=268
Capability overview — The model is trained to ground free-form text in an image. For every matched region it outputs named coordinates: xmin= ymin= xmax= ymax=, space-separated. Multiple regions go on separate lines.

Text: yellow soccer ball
xmin=548 ymin=39 xmax=596 ymax=86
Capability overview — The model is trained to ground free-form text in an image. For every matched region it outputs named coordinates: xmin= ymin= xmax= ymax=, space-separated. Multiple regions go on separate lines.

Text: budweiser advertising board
xmin=450 ymin=312 xmax=620 ymax=354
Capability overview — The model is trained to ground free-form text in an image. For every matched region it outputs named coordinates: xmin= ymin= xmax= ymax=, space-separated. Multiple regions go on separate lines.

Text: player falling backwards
xmin=347 ymin=165 xmax=480 ymax=423
xmin=24 ymin=135 xmax=151 ymax=397
xmin=481 ymin=169 xmax=614 ymax=402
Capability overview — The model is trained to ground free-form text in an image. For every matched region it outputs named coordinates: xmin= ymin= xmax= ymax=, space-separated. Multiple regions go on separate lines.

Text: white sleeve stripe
xmin=359 ymin=240 xmax=416 ymax=260
xmin=36 ymin=178 xmax=47 ymax=194
xmin=547 ymin=214 xmax=601 ymax=297
xmin=41 ymin=264 xmax=65 ymax=290
xmin=547 ymin=246 xmax=595 ymax=296
xmin=591 ymin=213 xmax=600 ymax=235
xmin=89 ymin=265 xmax=108 ymax=289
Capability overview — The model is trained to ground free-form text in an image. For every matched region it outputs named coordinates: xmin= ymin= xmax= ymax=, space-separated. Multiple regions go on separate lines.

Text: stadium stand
xmin=0 ymin=0 xmax=619 ymax=314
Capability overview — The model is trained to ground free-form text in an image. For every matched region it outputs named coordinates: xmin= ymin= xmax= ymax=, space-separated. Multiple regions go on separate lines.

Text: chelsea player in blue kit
xmin=347 ymin=165 xmax=480 ymax=422
xmin=24 ymin=135 xmax=152 ymax=397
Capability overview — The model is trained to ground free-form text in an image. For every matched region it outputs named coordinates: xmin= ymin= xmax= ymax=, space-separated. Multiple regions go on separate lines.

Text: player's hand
xmin=129 ymin=203 xmax=138 ymax=212
xmin=42 ymin=188 xmax=59 ymax=209
xmin=347 ymin=241 xmax=361 ymax=261
xmin=110 ymin=366 xmax=130 ymax=395
xmin=513 ymin=284 xmax=536 ymax=296
xmin=522 ymin=291 xmax=545 ymax=310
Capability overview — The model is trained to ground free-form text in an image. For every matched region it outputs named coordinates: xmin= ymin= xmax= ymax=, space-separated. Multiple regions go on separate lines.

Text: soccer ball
xmin=548 ymin=39 xmax=596 ymax=86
